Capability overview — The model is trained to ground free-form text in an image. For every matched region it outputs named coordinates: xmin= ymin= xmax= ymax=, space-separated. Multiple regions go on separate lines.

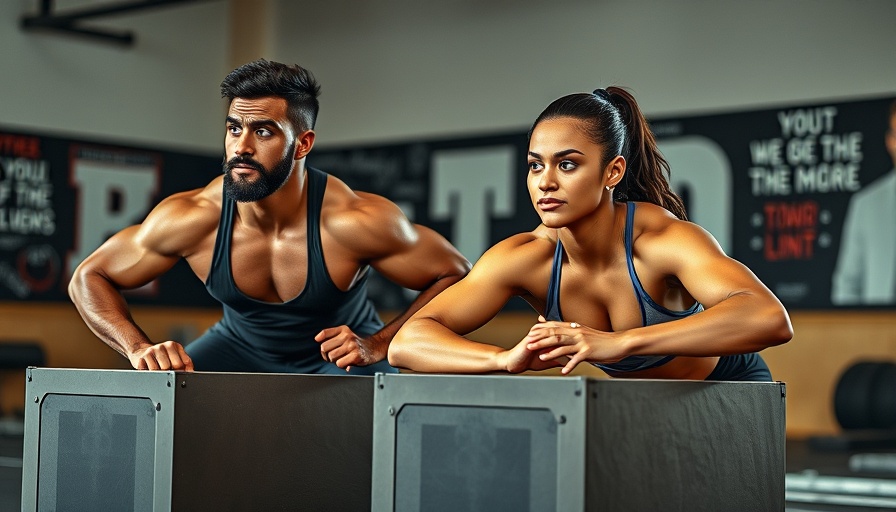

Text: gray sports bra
xmin=543 ymin=202 xmax=703 ymax=374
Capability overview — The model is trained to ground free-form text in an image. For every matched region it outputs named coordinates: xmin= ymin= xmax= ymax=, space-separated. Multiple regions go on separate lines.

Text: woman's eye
xmin=528 ymin=161 xmax=543 ymax=172
xmin=559 ymin=160 xmax=577 ymax=171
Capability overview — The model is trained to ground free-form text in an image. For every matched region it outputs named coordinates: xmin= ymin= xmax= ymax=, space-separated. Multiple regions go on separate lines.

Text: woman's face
xmin=527 ymin=116 xmax=617 ymax=228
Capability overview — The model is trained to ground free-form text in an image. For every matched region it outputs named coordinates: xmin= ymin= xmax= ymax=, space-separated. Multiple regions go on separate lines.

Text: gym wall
xmin=1 ymin=0 xmax=896 ymax=437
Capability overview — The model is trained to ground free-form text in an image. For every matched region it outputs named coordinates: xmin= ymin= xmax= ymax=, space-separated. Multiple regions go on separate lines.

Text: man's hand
xmin=128 ymin=341 xmax=194 ymax=371
xmin=315 ymin=325 xmax=388 ymax=371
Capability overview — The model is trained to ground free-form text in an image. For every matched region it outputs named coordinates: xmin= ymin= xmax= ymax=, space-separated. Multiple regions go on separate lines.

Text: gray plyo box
xmin=372 ymin=374 xmax=786 ymax=512
xmin=21 ymin=368 xmax=373 ymax=512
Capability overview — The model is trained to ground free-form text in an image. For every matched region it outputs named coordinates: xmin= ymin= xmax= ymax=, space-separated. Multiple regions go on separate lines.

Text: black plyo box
xmin=21 ymin=368 xmax=373 ymax=512
xmin=372 ymin=374 xmax=786 ymax=512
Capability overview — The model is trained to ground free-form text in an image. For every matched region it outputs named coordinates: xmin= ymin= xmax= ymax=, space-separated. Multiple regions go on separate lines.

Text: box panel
xmin=39 ymin=394 xmax=157 ymax=512
xmin=395 ymin=405 xmax=558 ymax=512
xmin=372 ymin=374 xmax=786 ymax=512
xmin=22 ymin=368 xmax=373 ymax=512
xmin=585 ymin=380 xmax=786 ymax=512
xmin=169 ymin=371 xmax=373 ymax=511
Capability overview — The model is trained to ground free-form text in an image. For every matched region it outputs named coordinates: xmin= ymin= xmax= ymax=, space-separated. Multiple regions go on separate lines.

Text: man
xmin=831 ymin=99 xmax=896 ymax=305
xmin=68 ymin=59 xmax=470 ymax=374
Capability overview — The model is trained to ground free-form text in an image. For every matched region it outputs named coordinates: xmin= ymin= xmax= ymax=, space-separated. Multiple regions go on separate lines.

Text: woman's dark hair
xmin=220 ymin=59 xmax=321 ymax=132
xmin=529 ymin=86 xmax=687 ymax=220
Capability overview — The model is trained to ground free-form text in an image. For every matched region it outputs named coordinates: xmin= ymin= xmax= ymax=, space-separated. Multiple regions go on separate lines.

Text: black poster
xmin=4 ymin=94 xmax=892 ymax=311
xmin=0 ymin=128 xmax=220 ymax=306
xmin=651 ymin=95 xmax=895 ymax=309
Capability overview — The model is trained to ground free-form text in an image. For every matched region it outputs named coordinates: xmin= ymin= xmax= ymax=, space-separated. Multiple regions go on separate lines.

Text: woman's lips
xmin=538 ymin=198 xmax=564 ymax=211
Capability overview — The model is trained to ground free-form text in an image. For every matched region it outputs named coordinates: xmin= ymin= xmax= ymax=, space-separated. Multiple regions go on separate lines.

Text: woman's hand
xmin=524 ymin=316 xmax=626 ymax=374
xmin=499 ymin=334 xmax=565 ymax=374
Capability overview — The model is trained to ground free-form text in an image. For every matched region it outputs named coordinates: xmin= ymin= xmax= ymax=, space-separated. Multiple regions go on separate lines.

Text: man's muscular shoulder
xmin=320 ymin=174 xmax=414 ymax=258
xmin=137 ymin=177 xmax=224 ymax=257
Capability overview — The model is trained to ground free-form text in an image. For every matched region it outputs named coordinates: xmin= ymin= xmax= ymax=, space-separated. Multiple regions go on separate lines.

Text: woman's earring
xmin=605 ymin=186 xmax=611 ymax=191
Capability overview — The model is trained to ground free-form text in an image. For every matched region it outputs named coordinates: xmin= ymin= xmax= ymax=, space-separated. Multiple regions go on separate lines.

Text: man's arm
xmin=315 ymin=194 xmax=470 ymax=369
xmin=364 ymin=223 xmax=470 ymax=346
xmin=68 ymin=190 xmax=216 ymax=370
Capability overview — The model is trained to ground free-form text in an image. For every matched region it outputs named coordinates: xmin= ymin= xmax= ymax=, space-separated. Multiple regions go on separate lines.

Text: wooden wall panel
xmin=2 ymin=303 xmax=894 ymax=438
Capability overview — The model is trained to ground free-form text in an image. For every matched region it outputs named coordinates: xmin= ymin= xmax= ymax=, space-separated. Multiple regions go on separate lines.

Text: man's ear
xmin=605 ymin=155 xmax=626 ymax=189
xmin=294 ymin=130 xmax=316 ymax=160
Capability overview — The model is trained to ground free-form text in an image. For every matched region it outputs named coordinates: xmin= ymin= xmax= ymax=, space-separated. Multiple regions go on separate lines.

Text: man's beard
xmin=222 ymin=143 xmax=295 ymax=202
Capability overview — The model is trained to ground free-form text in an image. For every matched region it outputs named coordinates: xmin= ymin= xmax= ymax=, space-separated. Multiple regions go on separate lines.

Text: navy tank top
xmin=544 ymin=201 xmax=703 ymax=374
xmin=204 ymin=167 xmax=384 ymax=365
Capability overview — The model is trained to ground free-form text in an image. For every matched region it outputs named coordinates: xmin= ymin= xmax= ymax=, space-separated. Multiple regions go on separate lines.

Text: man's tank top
xmin=204 ymin=167 xmax=384 ymax=366
xmin=544 ymin=201 xmax=703 ymax=374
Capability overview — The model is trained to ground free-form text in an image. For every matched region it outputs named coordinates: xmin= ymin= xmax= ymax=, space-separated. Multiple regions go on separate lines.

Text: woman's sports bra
xmin=543 ymin=202 xmax=703 ymax=374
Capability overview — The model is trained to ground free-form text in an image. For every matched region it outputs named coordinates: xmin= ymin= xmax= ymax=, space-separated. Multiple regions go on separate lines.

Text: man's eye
xmin=228 ymin=125 xmax=242 ymax=135
xmin=257 ymin=128 xmax=273 ymax=137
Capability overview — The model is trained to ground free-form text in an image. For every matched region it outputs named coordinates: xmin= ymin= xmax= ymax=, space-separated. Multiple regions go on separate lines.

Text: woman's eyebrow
xmin=528 ymin=148 xmax=585 ymax=159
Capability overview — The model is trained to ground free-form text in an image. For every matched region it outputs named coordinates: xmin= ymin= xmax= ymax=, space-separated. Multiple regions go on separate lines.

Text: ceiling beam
xmin=20 ymin=0 xmax=216 ymax=47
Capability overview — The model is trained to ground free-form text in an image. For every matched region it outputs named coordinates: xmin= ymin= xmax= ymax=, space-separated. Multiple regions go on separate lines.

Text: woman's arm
xmin=526 ymin=213 xmax=793 ymax=373
xmin=625 ymin=218 xmax=794 ymax=355
xmin=388 ymin=235 xmax=555 ymax=373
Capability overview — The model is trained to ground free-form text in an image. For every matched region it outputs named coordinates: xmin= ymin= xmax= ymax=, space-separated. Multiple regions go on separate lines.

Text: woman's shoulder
xmin=490 ymin=228 xmax=556 ymax=255
xmin=629 ymin=201 xmax=702 ymax=239
xmin=629 ymin=201 xmax=724 ymax=263
xmin=629 ymin=201 xmax=679 ymax=225
xmin=471 ymin=229 xmax=556 ymax=277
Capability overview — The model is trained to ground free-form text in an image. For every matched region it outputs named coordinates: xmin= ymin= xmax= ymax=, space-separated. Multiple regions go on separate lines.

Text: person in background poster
xmin=68 ymin=59 xmax=470 ymax=374
xmin=831 ymin=100 xmax=896 ymax=305
xmin=389 ymin=87 xmax=792 ymax=381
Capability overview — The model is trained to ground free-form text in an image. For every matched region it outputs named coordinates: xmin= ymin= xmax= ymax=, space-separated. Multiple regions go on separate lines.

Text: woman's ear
xmin=294 ymin=130 xmax=316 ymax=160
xmin=605 ymin=155 xmax=626 ymax=189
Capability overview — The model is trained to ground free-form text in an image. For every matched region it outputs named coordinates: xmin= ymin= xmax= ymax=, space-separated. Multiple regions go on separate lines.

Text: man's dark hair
xmin=221 ymin=59 xmax=321 ymax=132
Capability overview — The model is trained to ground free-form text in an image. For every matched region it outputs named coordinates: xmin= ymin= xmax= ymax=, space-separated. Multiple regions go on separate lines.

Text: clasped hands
xmin=505 ymin=315 xmax=624 ymax=374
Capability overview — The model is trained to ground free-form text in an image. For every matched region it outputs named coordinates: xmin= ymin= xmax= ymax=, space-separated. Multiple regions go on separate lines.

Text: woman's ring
xmin=570 ymin=322 xmax=580 ymax=328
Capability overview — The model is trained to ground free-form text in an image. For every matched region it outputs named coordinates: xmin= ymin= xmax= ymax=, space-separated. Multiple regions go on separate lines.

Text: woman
xmin=388 ymin=87 xmax=793 ymax=381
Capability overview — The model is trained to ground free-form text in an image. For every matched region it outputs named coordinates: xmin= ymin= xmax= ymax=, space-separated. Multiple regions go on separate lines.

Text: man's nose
xmin=233 ymin=132 xmax=254 ymax=156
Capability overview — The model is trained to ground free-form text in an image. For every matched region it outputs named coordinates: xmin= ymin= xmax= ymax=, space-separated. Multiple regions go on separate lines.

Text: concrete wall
xmin=1 ymin=0 xmax=230 ymax=153
xmin=266 ymin=0 xmax=896 ymax=147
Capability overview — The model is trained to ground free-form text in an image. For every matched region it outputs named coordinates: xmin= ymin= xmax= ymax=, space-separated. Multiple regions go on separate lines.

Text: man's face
xmin=223 ymin=96 xmax=297 ymax=202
